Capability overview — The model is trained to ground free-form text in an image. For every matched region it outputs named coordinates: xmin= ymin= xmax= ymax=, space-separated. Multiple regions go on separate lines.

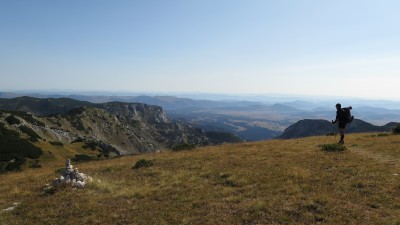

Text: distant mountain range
xmin=278 ymin=119 xmax=399 ymax=139
xmin=1 ymin=95 xmax=400 ymax=172
xmin=1 ymin=92 xmax=400 ymax=141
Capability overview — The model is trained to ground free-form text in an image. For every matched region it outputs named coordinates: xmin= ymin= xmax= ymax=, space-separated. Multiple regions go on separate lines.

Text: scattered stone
xmin=2 ymin=202 xmax=20 ymax=212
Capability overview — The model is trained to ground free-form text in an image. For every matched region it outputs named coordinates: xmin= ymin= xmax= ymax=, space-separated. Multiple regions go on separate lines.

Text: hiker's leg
xmin=338 ymin=126 xmax=345 ymax=144
xmin=340 ymin=129 xmax=344 ymax=141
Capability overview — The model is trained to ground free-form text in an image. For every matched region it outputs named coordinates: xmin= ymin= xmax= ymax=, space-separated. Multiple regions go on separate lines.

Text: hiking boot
xmin=338 ymin=140 xmax=344 ymax=145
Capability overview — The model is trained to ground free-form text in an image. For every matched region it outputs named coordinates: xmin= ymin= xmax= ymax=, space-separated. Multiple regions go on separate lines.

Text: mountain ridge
xmin=278 ymin=119 xmax=399 ymax=139
xmin=0 ymin=99 xmax=242 ymax=172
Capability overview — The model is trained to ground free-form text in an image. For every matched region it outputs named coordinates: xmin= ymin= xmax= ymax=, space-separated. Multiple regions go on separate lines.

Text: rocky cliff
xmin=0 ymin=98 xmax=242 ymax=172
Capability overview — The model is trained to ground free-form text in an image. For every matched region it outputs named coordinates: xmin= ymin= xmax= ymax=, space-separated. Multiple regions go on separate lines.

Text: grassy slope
xmin=30 ymin=141 xmax=100 ymax=168
xmin=1 ymin=133 xmax=399 ymax=225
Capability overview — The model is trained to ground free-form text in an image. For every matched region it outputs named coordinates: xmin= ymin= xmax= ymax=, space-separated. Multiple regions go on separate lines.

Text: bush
xmin=49 ymin=141 xmax=64 ymax=146
xmin=19 ymin=125 xmax=41 ymax=142
xmin=29 ymin=160 xmax=42 ymax=168
xmin=5 ymin=115 xmax=20 ymax=125
xmin=172 ymin=143 xmax=195 ymax=151
xmin=132 ymin=159 xmax=154 ymax=169
xmin=72 ymin=154 xmax=93 ymax=162
xmin=63 ymin=108 xmax=85 ymax=131
xmin=55 ymin=167 xmax=64 ymax=174
xmin=369 ymin=133 xmax=391 ymax=137
xmin=393 ymin=125 xmax=400 ymax=134
xmin=320 ymin=144 xmax=346 ymax=152
xmin=82 ymin=141 xmax=98 ymax=150
xmin=0 ymin=123 xmax=43 ymax=172
xmin=4 ymin=111 xmax=45 ymax=126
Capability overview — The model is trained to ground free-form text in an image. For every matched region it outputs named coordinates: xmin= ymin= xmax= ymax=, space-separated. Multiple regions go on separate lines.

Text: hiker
xmin=332 ymin=103 xmax=353 ymax=144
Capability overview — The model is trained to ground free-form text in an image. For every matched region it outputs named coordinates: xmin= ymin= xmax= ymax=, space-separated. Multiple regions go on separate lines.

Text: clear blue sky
xmin=1 ymin=0 xmax=399 ymax=100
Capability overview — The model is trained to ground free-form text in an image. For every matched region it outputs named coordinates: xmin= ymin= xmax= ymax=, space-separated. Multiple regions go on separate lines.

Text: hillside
xmin=0 ymin=104 xmax=241 ymax=172
xmin=0 ymin=96 xmax=96 ymax=116
xmin=279 ymin=119 xmax=399 ymax=139
xmin=1 ymin=133 xmax=399 ymax=224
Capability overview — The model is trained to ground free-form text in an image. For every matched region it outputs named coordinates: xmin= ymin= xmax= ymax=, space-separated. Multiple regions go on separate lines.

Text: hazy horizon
xmin=2 ymin=89 xmax=400 ymax=104
xmin=1 ymin=1 xmax=400 ymax=100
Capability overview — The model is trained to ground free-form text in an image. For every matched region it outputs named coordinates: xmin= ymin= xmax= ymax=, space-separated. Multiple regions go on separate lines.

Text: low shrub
xmin=49 ymin=141 xmax=64 ymax=146
xmin=393 ymin=125 xmax=400 ymax=134
xmin=172 ymin=143 xmax=195 ymax=151
xmin=5 ymin=115 xmax=20 ymax=125
xmin=72 ymin=154 xmax=94 ymax=162
xmin=0 ymin=123 xmax=43 ymax=172
xmin=83 ymin=141 xmax=98 ymax=150
xmin=132 ymin=159 xmax=154 ymax=169
xmin=55 ymin=167 xmax=64 ymax=174
xmin=19 ymin=125 xmax=41 ymax=142
xmin=369 ymin=133 xmax=391 ymax=137
xmin=29 ymin=160 xmax=42 ymax=168
xmin=70 ymin=120 xmax=85 ymax=131
xmin=320 ymin=143 xmax=346 ymax=152
xmin=5 ymin=111 xmax=45 ymax=126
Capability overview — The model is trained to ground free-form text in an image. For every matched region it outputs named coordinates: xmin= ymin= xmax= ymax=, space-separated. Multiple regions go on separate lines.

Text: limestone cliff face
xmin=0 ymin=102 xmax=222 ymax=156
xmin=98 ymin=102 xmax=169 ymax=125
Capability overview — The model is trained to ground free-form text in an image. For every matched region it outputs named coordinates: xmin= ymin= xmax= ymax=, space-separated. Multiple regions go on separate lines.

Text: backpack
xmin=342 ymin=106 xmax=354 ymax=123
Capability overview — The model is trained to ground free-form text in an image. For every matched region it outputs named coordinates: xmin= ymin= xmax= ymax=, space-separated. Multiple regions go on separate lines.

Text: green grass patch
xmin=368 ymin=133 xmax=391 ymax=137
xmin=49 ymin=141 xmax=64 ymax=146
xmin=132 ymin=159 xmax=154 ymax=169
xmin=72 ymin=154 xmax=94 ymax=162
xmin=319 ymin=143 xmax=346 ymax=152
xmin=171 ymin=143 xmax=195 ymax=151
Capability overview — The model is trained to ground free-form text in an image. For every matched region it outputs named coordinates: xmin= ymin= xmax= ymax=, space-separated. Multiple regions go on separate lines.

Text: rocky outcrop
xmin=99 ymin=102 xmax=169 ymax=124
xmin=0 ymin=98 xmax=242 ymax=163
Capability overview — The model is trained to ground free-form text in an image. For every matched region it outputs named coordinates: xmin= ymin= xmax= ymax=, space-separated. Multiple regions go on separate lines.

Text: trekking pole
xmin=331 ymin=120 xmax=337 ymax=143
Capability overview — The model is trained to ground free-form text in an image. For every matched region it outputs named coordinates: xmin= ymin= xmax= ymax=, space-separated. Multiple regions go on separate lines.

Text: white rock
xmin=2 ymin=203 xmax=20 ymax=212
xmin=65 ymin=175 xmax=71 ymax=184
xmin=75 ymin=180 xmax=86 ymax=189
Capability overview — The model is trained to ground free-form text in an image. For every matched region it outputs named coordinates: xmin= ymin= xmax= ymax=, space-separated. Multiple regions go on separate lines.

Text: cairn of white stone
xmin=51 ymin=159 xmax=92 ymax=189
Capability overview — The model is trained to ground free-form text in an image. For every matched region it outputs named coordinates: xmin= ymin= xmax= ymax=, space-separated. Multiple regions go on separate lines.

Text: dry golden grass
xmin=1 ymin=133 xmax=400 ymax=225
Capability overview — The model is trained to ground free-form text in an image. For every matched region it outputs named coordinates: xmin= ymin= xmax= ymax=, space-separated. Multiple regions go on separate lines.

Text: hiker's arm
xmin=332 ymin=111 xmax=339 ymax=124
